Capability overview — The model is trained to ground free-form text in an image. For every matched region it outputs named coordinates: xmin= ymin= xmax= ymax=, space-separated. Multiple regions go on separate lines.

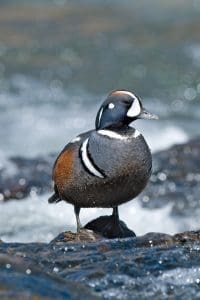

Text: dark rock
xmin=139 ymin=137 xmax=200 ymax=217
xmin=174 ymin=230 xmax=200 ymax=244
xmin=0 ymin=154 xmax=56 ymax=201
xmin=85 ymin=215 xmax=136 ymax=239
xmin=134 ymin=232 xmax=174 ymax=247
xmin=0 ymin=253 xmax=100 ymax=300
xmin=0 ymin=230 xmax=199 ymax=299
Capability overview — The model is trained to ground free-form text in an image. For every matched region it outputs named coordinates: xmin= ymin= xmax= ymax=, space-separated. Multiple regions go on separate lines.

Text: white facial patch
xmin=113 ymin=90 xmax=141 ymax=118
xmin=108 ymin=103 xmax=115 ymax=109
xmin=80 ymin=138 xmax=104 ymax=178
xmin=127 ymin=98 xmax=141 ymax=118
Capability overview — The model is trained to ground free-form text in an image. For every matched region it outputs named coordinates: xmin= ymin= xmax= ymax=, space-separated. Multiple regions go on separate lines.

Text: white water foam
xmin=137 ymin=123 xmax=188 ymax=152
xmin=0 ymin=193 xmax=199 ymax=243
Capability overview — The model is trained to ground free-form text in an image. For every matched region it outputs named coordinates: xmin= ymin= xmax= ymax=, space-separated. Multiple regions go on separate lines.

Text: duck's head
xmin=95 ymin=90 xmax=158 ymax=130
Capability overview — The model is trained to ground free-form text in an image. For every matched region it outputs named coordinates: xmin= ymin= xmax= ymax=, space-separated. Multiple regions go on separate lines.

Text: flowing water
xmin=0 ymin=0 xmax=200 ymax=243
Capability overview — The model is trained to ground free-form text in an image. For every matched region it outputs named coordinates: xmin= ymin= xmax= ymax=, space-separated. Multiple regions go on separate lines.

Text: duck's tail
xmin=48 ymin=185 xmax=62 ymax=203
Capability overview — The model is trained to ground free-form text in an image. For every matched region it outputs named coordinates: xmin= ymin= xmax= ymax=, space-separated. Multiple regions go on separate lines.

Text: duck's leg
xmin=74 ymin=205 xmax=99 ymax=241
xmin=74 ymin=205 xmax=82 ymax=232
xmin=112 ymin=206 xmax=119 ymax=222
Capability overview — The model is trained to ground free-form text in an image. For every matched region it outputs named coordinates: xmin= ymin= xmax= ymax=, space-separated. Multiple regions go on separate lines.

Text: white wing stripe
xmin=80 ymin=138 xmax=104 ymax=178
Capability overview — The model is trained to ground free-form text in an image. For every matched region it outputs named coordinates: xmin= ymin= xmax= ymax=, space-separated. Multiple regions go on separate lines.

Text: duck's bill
xmin=139 ymin=108 xmax=159 ymax=120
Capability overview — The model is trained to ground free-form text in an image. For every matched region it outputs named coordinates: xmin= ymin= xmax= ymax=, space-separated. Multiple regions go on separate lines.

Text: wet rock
xmin=174 ymin=230 xmax=200 ymax=245
xmin=139 ymin=137 xmax=200 ymax=217
xmin=52 ymin=229 xmax=200 ymax=247
xmin=0 ymin=154 xmax=56 ymax=201
xmin=0 ymin=230 xmax=199 ymax=299
xmin=134 ymin=232 xmax=174 ymax=247
xmin=51 ymin=229 xmax=103 ymax=244
xmin=0 ymin=253 xmax=99 ymax=300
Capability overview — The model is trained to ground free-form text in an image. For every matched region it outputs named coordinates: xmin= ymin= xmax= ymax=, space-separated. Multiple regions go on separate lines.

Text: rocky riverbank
xmin=0 ymin=230 xmax=199 ymax=299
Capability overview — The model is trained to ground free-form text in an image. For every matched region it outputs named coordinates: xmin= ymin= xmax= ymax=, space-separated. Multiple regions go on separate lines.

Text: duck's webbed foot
xmin=85 ymin=207 xmax=136 ymax=239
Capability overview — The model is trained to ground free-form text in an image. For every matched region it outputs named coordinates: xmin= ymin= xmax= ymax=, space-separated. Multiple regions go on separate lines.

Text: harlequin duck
xmin=48 ymin=90 xmax=158 ymax=236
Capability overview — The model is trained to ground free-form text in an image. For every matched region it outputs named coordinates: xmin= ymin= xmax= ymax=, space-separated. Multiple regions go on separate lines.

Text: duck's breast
xmin=88 ymin=128 xmax=152 ymax=180
xmin=53 ymin=128 xmax=152 ymax=207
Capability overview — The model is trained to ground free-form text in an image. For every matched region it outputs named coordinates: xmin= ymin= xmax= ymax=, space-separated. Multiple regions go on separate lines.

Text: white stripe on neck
xmin=80 ymin=138 xmax=104 ymax=178
xmin=98 ymin=129 xmax=141 ymax=139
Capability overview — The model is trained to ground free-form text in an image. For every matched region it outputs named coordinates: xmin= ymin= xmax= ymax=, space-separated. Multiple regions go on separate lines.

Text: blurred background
xmin=0 ymin=0 xmax=199 ymax=242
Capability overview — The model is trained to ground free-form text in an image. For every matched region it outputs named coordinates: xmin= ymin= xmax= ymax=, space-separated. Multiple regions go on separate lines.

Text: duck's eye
xmin=108 ymin=103 xmax=115 ymax=109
